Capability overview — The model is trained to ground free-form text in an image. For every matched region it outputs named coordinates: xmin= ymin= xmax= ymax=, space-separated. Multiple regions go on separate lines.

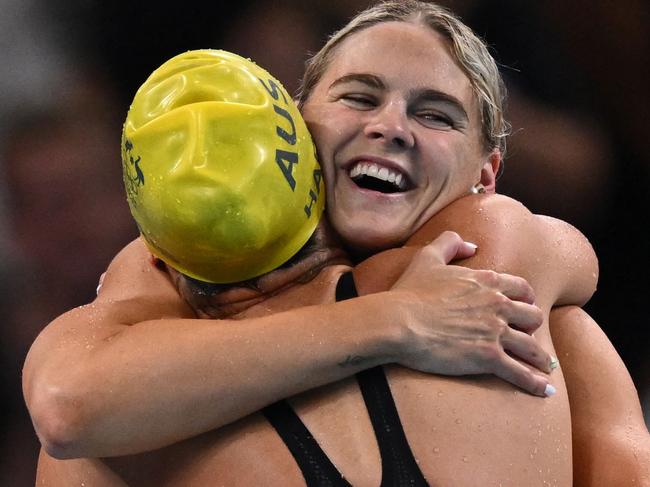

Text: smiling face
xmin=302 ymin=21 xmax=497 ymax=254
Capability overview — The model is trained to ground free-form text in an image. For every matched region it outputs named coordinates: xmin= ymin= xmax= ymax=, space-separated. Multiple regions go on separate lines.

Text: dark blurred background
xmin=1 ymin=0 xmax=648 ymax=484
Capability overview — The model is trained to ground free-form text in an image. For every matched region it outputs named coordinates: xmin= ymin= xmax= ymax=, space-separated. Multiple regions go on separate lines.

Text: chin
xmin=337 ymin=222 xmax=406 ymax=256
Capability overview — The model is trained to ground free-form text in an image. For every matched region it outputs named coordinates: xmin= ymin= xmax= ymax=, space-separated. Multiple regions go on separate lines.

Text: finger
xmin=492 ymin=272 xmax=536 ymax=304
xmin=422 ymin=231 xmax=477 ymax=265
xmin=500 ymin=300 xmax=544 ymax=334
xmin=501 ymin=328 xmax=552 ymax=373
xmin=457 ymin=240 xmax=479 ymax=260
xmin=493 ymin=354 xmax=555 ymax=397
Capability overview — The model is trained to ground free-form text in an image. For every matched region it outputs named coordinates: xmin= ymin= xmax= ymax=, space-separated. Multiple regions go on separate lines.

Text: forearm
xmin=23 ymin=293 xmax=403 ymax=459
xmin=550 ymin=306 xmax=650 ymax=486
xmin=23 ymin=220 xmax=557 ymax=459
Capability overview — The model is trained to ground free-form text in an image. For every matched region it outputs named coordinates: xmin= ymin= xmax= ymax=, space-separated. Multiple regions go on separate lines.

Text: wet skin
xmin=31 ymin=21 xmax=612 ymax=487
xmin=35 ymin=194 xmax=597 ymax=486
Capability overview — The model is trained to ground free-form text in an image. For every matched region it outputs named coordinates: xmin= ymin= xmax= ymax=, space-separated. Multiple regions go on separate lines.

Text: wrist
xmin=346 ymin=291 xmax=410 ymax=366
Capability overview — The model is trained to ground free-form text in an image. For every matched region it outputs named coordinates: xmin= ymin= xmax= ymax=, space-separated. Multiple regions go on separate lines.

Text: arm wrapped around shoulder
xmin=407 ymin=193 xmax=599 ymax=308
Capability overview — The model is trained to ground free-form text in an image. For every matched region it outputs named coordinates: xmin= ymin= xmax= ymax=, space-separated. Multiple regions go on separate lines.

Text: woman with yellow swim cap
xmin=122 ymin=49 xmax=325 ymax=284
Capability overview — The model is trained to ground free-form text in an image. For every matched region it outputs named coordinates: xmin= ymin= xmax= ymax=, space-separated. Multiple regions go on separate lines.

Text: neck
xmin=172 ymin=220 xmax=350 ymax=318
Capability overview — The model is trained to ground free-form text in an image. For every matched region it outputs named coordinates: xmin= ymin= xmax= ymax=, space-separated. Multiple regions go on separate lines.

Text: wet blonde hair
xmin=297 ymin=0 xmax=510 ymax=159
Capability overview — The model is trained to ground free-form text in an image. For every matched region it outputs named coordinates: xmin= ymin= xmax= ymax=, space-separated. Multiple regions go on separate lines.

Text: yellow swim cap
xmin=122 ymin=50 xmax=324 ymax=283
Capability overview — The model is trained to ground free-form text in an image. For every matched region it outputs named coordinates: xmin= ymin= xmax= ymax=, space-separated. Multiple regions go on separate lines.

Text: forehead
xmin=321 ymin=21 xmax=475 ymax=106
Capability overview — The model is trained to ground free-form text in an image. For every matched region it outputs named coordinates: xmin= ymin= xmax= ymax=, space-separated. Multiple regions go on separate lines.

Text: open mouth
xmin=349 ymin=162 xmax=408 ymax=194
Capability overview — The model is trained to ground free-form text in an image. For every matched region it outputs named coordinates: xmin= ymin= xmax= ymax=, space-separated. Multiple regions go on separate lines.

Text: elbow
xmin=26 ymin=382 xmax=93 ymax=459
xmin=33 ymin=406 xmax=81 ymax=459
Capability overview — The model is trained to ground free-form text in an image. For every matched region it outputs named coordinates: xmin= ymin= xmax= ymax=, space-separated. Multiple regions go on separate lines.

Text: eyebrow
xmin=328 ymin=73 xmax=385 ymax=91
xmin=329 ymin=73 xmax=469 ymax=121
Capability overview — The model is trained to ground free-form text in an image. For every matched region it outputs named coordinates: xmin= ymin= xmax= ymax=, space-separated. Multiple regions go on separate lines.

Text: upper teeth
xmin=349 ymin=162 xmax=405 ymax=189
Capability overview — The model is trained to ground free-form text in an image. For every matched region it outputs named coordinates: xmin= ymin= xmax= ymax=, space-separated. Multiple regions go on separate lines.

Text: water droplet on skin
xmin=433 ymin=447 xmax=440 ymax=454
xmin=462 ymin=456 xmax=469 ymax=463
xmin=455 ymin=418 xmax=462 ymax=424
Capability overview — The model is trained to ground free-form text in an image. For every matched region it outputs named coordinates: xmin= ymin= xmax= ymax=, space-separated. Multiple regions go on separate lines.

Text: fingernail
xmin=465 ymin=241 xmax=478 ymax=250
xmin=544 ymin=384 xmax=556 ymax=397
xmin=96 ymin=272 xmax=106 ymax=296
xmin=549 ymin=357 xmax=559 ymax=370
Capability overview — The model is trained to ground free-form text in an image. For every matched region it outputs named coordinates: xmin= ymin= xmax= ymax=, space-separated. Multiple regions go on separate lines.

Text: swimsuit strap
xmin=335 ymin=269 xmax=358 ymax=301
xmin=263 ymin=271 xmax=429 ymax=486
xmin=261 ymin=271 xmax=359 ymax=485
xmin=338 ymin=271 xmax=430 ymax=486
xmin=263 ymin=400 xmax=352 ymax=487
xmin=357 ymin=367 xmax=430 ymax=486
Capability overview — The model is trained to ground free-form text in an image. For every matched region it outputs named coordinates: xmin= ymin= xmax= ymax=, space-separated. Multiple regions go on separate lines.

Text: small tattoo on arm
xmin=337 ymin=355 xmax=367 ymax=368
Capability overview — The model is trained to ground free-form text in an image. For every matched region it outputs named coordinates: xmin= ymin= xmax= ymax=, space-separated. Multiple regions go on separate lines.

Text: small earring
xmin=470 ymin=183 xmax=486 ymax=194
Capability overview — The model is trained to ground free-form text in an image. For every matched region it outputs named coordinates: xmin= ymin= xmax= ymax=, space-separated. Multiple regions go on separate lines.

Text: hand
xmin=391 ymin=231 xmax=553 ymax=397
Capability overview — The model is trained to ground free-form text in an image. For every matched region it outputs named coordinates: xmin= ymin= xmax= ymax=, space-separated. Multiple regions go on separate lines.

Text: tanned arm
xmin=24 ymin=227 xmax=547 ymax=458
xmin=551 ymin=306 xmax=650 ymax=486
xmin=23 ymin=239 xmax=395 ymax=458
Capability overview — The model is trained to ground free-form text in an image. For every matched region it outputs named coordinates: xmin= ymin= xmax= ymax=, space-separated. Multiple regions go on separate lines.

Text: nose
xmin=363 ymin=101 xmax=414 ymax=149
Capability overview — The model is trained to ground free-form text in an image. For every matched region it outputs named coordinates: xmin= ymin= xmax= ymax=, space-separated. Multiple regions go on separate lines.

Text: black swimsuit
xmin=263 ymin=272 xmax=430 ymax=486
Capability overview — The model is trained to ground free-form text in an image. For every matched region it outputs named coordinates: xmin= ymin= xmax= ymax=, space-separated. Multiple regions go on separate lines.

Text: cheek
xmin=306 ymin=125 xmax=335 ymax=182
xmin=419 ymin=140 xmax=456 ymax=181
xmin=303 ymin=109 xmax=330 ymax=155
xmin=425 ymin=138 xmax=480 ymax=183
xmin=305 ymin=116 xmax=340 ymax=183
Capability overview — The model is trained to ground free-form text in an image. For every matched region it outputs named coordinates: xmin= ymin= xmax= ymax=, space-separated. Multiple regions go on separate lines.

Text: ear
xmin=479 ymin=149 xmax=501 ymax=194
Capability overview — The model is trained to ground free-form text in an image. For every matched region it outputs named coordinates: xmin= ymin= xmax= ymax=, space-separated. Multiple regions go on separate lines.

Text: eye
xmin=415 ymin=110 xmax=455 ymax=129
xmin=339 ymin=94 xmax=376 ymax=109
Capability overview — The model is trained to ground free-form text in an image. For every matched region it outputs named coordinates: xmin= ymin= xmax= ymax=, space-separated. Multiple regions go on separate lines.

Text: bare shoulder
xmin=409 ymin=193 xmax=598 ymax=306
xmin=24 ymin=238 xmax=194 ymax=378
xmin=34 ymin=238 xmax=192 ymax=340
xmin=42 ymin=237 xmax=194 ymax=333
xmin=23 ymin=240 xmax=196 ymax=417
xmin=96 ymin=237 xmax=181 ymax=305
